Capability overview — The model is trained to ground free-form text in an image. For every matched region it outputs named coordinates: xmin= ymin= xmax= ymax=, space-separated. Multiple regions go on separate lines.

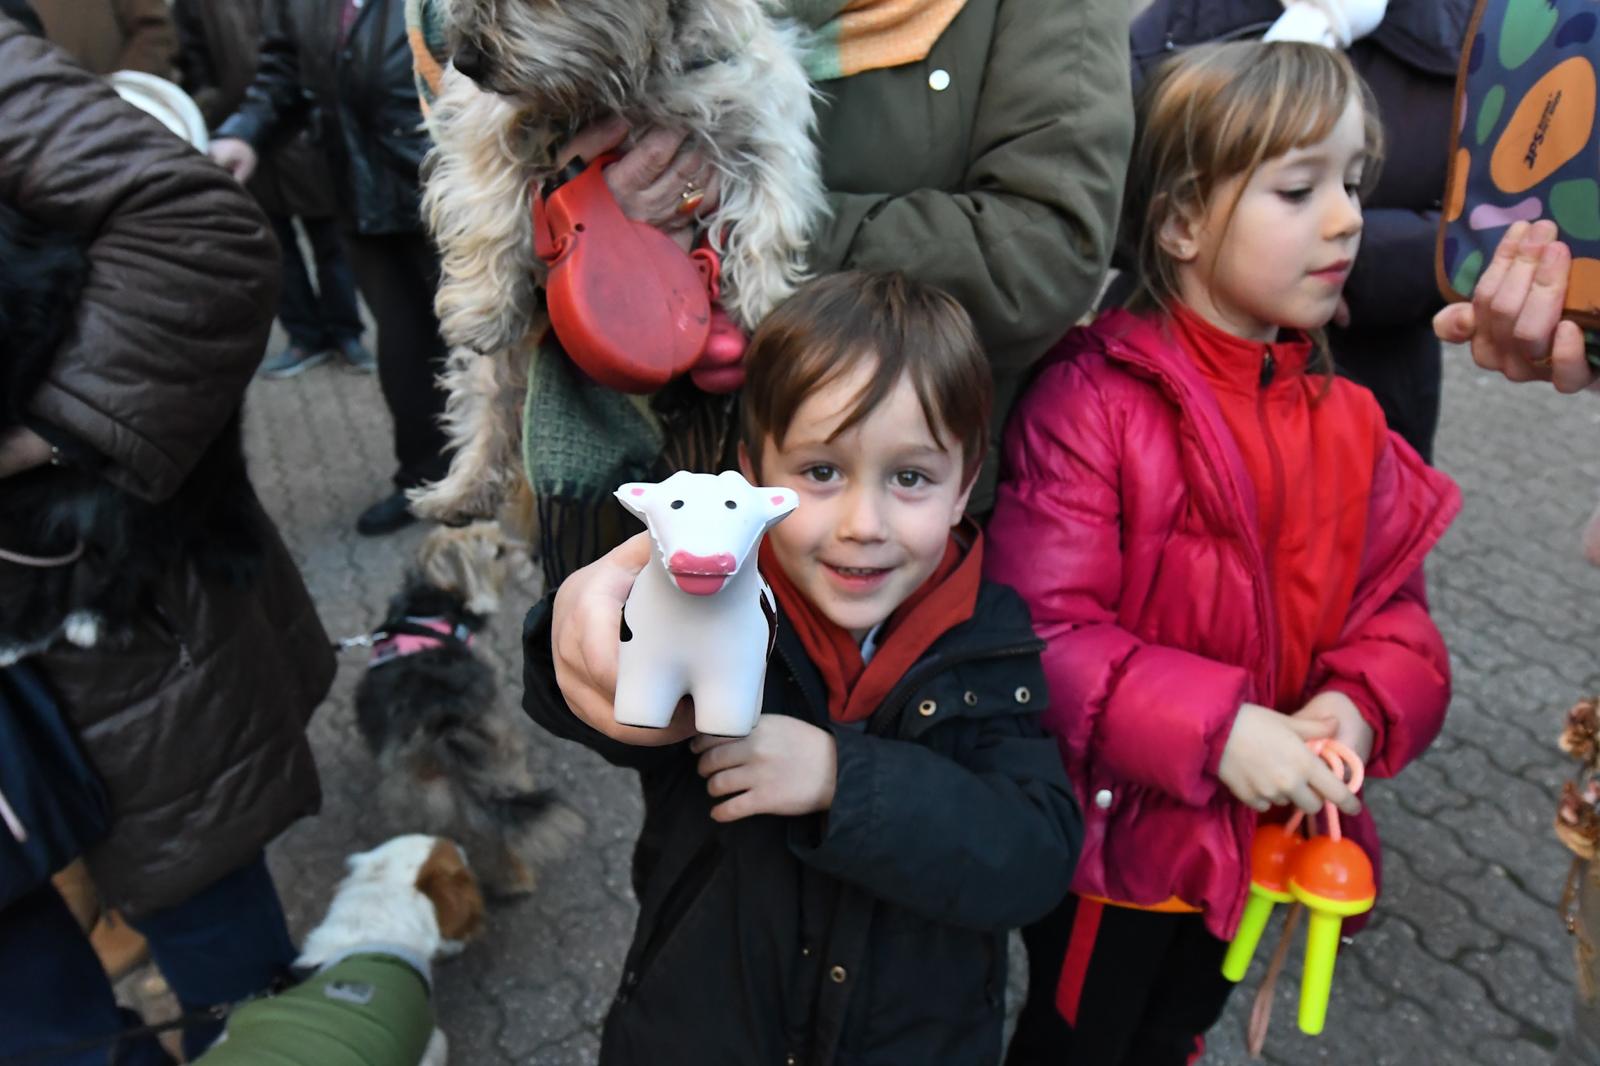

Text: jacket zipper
xmin=1256 ymin=347 xmax=1286 ymax=702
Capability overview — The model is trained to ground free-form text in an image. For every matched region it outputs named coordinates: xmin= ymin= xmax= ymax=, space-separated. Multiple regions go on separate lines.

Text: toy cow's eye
xmin=671 ymin=500 xmax=684 ymax=509
xmin=725 ymin=500 xmax=737 ymax=509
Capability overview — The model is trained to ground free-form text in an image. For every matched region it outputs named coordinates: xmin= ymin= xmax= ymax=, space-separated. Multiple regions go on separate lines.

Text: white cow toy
xmin=613 ymin=471 xmax=797 ymax=737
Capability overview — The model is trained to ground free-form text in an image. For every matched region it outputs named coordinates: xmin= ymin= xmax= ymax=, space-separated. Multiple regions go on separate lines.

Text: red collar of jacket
xmin=1166 ymin=301 xmax=1312 ymax=397
xmin=759 ymin=523 xmax=984 ymax=724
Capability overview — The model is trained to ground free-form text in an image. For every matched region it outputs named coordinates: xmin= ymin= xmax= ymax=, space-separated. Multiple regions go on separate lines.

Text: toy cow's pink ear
xmin=615 ymin=482 xmax=651 ymax=519
xmin=763 ymin=488 xmax=798 ymax=523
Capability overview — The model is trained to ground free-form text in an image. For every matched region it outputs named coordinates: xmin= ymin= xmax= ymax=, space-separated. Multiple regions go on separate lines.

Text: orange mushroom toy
xmin=1287 ymin=742 xmax=1373 ymax=1035
xmin=1221 ymin=819 xmax=1304 ymax=981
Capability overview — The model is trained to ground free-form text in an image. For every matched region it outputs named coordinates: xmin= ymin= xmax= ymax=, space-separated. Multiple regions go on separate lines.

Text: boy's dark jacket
xmin=523 ymin=578 xmax=1082 ymax=1065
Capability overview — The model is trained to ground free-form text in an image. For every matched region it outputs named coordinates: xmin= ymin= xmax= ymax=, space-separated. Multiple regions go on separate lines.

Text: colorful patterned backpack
xmin=1438 ymin=0 xmax=1600 ymax=327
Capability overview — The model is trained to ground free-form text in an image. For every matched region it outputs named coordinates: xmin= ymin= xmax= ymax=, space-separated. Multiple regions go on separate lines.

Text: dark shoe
xmin=355 ymin=491 xmax=417 ymax=536
xmin=258 ymin=343 xmax=330 ymax=379
xmin=337 ymin=336 xmax=376 ymax=373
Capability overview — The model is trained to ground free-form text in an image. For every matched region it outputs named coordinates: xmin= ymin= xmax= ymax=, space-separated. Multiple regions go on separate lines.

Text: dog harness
xmin=197 ymin=949 xmax=435 ymax=1066
xmin=368 ymin=616 xmax=474 ymax=669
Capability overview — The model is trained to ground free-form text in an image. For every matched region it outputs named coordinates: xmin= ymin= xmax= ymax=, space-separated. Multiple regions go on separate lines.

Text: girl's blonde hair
xmin=1123 ymin=41 xmax=1384 ymax=316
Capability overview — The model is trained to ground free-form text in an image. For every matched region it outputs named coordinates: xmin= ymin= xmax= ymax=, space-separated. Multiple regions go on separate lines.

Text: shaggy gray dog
xmin=412 ymin=0 xmax=826 ymax=523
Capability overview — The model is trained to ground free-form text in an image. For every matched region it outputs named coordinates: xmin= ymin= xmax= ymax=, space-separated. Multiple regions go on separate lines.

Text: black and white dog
xmin=0 ymin=200 xmax=262 ymax=665
xmin=354 ymin=571 xmax=583 ymax=897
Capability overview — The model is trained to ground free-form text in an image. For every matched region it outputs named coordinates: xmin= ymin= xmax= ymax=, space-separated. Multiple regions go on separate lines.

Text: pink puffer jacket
xmin=986 ymin=310 xmax=1461 ymax=939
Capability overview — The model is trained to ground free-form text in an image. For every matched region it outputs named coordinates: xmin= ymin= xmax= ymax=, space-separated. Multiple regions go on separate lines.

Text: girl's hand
xmin=555 ymin=117 xmax=722 ymax=254
xmin=1291 ymin=691 xmax=1374 ymax=765
xmin=1217 ymin=703 xmax=1361 ymax=816
xmin=691 ymin=716 xmax=837 ymax=822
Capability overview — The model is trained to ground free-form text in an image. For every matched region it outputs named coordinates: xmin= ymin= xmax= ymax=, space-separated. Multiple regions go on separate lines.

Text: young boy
xmin=522 ymin=271 xmax=1082 ymax=1065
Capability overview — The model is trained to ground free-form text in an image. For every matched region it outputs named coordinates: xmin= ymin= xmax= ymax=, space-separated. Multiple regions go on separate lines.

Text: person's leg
xmin=127 ymin=854 xmax=298 ymax=1061
xmin=1120 ymin=915 xmax=1237 ymax=1065
xmin=0 ymin=883 xmax=172 ymax=1066
xmin=1005 ymin=895 xmax=1183 ymax=1066
xmin=344 ymin=232 xmax=452 ymax=494
xmin=270 ymin=213 xmax=328 ymax=354
xmin=302 ymin=214 xmax=369 ymax=362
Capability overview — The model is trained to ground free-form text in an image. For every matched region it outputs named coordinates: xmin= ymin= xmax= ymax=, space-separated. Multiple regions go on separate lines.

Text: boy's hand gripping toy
xmin=613 ymin=471 xmax=797 ymax=737
xmin=1222 ymin=740 xmax=1374 ymax=1036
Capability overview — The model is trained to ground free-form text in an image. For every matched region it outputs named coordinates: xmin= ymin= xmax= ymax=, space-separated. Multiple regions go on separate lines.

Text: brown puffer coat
xmin=0 ymin=18 xmax=333 ymax=918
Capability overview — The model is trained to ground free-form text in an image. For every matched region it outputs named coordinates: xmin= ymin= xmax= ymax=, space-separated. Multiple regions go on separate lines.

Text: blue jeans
xmin=0 ymin=855 xmax=296 ymax=1065
xmin=271 ymin=213 xmax=363 ymax=353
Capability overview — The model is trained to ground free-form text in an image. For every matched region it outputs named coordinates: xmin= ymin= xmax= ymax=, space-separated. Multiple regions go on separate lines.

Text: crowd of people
xmin=1 ymin=0 xmax=1597 ymax=1063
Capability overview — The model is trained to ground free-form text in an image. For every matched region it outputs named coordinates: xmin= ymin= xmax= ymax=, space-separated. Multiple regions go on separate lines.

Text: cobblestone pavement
xmin=179 ymin=343 xmax=1596 ymax=1064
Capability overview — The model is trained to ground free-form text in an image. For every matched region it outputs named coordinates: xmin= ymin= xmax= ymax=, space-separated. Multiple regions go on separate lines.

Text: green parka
xmin=804 ymin=0 xmax=1134 ymax=505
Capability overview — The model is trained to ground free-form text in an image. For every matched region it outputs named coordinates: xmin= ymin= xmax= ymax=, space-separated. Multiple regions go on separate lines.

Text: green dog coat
xmin=196 ymin=951 xmax=435 ymax=1066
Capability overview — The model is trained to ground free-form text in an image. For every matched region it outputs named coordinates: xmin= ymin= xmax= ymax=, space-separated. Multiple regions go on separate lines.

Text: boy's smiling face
xmin=742 ymin=362 xmax=974 ymax=640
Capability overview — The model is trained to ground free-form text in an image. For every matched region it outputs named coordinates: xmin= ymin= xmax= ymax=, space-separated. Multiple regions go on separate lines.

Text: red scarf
xmin=759 ymin=524 xmax=984 ymax=724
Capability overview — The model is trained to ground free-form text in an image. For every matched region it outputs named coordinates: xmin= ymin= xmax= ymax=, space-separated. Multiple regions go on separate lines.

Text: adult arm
xmin=213 ymin=0 xmax=309 ymax=150
xmin=809 ymin=0 xmax=1135 ymax=374
xmin=790 ymin=705 xmax=1081 ymax=931
xmin=0 ymin=19 xmax=279 ymax=502
xmin=984 ymin=357 xmax=1251 ymax=804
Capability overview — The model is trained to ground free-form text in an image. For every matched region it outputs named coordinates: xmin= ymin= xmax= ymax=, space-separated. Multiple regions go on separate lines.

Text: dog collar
xmin=368 ymin=616 xmax=474 ymax=669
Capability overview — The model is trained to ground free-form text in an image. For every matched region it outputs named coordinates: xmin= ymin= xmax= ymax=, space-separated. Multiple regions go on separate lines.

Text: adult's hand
xmin=0 ymin=427 xmax=50 ymax=478
xmin=551 ymin=531 xmax=696 ymax=746
xmin=1434 ymin=220 xmax=1596 ymax=393
xmin=555 ymin=116 xmax=722 ymax=253
xmin=207 ymin=137 xmax=258 ymax=184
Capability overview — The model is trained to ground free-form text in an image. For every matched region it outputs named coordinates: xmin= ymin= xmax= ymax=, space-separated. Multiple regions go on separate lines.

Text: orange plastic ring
xmin=677 ymin=191 xmax=705 ymax=217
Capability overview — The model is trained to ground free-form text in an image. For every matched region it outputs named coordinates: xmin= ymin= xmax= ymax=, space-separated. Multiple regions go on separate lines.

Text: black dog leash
xmin=0 ymin=971 xmax=297 ymax=1066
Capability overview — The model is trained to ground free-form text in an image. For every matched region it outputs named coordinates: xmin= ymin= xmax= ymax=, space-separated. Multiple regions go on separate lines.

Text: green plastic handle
xmin=1222 ymin=891 xmax=1276 ymax=982
xmin=1298 ymin=909 xmax=1343 ymax=1035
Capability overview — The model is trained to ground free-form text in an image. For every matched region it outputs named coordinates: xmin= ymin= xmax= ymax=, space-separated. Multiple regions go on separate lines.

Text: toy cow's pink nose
xmin=666 ymin=551 xmax=737 ymax=596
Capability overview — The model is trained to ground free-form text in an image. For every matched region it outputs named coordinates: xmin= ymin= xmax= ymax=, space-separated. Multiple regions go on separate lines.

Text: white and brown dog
xmin=194 ymin=836 xmax=485 ymax=1066
xmin=411 ymin=0 xmax=827 ymax=524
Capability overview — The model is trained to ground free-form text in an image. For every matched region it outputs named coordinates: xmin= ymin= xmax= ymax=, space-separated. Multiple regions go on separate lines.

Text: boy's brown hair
xmin=740 ymin=271 xmax=992 ymax=477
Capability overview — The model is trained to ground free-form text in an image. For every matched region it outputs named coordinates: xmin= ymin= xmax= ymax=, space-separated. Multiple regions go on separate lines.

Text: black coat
xmin=173 ymin=0 xmax=337 ymax=220
xmin=217 ymin=0 xmax=429 ymax=236
xmin=1127 ymin=0 xmax=1473 ymax=462
xmin=523 ymin=581 xmax=1082 ymax=1066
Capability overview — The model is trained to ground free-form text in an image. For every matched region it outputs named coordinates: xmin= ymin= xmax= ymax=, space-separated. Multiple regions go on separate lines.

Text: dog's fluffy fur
xmin=0 ymin=201 xmax=261 ymax=665
xmin=355 ymin=550 xmax=579 ymax=897
xmin=410 ymin=0 xmax=826 ymax=522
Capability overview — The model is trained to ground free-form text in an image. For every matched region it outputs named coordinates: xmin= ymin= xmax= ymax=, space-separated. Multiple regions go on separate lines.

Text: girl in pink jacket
xmin=989 ymin=41 xmax=1460 ymax=1066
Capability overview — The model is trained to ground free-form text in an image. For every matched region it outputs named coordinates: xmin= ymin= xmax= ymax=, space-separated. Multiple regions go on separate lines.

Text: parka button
xmin=1015 ymin=686 xmax=1032 ymax=704
xmin=829 ymin=965 xmax=848 ymax=983
xmin=928 ymin=68 xmax=951 ymax=92
xmin=1094 ymin=789 xmax=1113 ymax=810
xmin=801 ymin=944 xmax=812 ymax=957
xmin=963 ymin=690 xmax=978 ymax=706
xmin=918 ymin=699 xmax=937 ymax=717
xmin=786 ymin=1056 xmax=798 ymax=1066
